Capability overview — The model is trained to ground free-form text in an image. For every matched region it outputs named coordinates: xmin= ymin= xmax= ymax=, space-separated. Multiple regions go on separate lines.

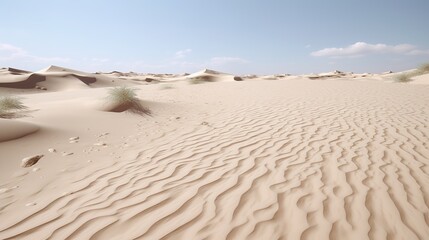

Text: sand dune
xmin=0 ymin=65 xmax=139 ymax=92
xmin=181 ymin=69 xmax=243 ymax=83
xmin=0 ymin=73 xmax=46 ymax=89
xmin=38 ymin=65 xmax=91 ymax=75
xmin=410 ymin=73 xmax=429 ymax=85
xmin=0 ymin=67 xmax=429 ymax=239
xmin=307 ymin=70 xmax=352 ymax=80
xmin=131 ymin=69 xmax=246 ymax=84
xmin=0 ymin=119 xmax=39 ymax=142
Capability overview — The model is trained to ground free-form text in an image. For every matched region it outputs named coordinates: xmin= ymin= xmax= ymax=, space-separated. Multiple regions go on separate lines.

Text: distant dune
xmin=0 ymin=66 xmax=428 ymax=239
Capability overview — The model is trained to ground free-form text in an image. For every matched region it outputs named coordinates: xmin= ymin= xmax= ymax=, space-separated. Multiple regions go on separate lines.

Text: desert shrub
xmin=0 ymin=96 xmax=28 ymax=118
xmin=189 ymin=76 xmax=215 ymax=84
xmin=394 ymin=63 xmax=429 ymax=83
xmin=394 ymin=73 xmax=413 ymax=83
xmin=108 ymin=86 xmax=138 ymax=103
xmin=159 ymin=84 xmax=174 ymax=90
xmin=417 ymin=63 xmax=429 ymax=74
xmin=107 ymin=86 xmax=149 ymax=114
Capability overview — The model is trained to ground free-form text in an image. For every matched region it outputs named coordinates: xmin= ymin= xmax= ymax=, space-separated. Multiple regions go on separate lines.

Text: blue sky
xmin=1 ymin=0 xmax=429 ymax=74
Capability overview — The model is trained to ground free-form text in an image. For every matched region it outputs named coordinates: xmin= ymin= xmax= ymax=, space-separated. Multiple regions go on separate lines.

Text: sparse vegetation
xmin=394 ymin=62 xmax=429 ymax=83
xmin=0 ymin=96 xmax=28 ymax=118
xmin=417 ymin=63 xmax=429 ymax=74
xmin=159 ymin=84 xmax=174 ymax=90
xmin=107 ymin=86 xmax=149 ymax=115
xmin=394 ymin=73 xmax=413 ymax=83
xmin=189 ymin=76 xmax=215 ymax=84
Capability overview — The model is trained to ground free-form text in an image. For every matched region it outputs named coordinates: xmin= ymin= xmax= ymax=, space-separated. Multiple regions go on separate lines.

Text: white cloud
xmin=209 ymin=57 xmax=248 ymax=66
xmin=91 ymin=57 xmax=110 ymax=63
xmin=0 ymin=43 xmax=69 ymax=65
xmin=175 ymin=49 xmax=192 ymax=59
xmin=170 ymin=50 xmax=248 ymax=72
xmin=169 ymin=56 xmax=248 ymax=72
xmin=408 ymin=49 xmax=429 ymax=55
xmin=0 ymin=44 xmax=249 ymax=74
xmin=311 ymin=42 xmax=429 ymax=57
xmin=0 ymin=43 xmax=26 ymax=56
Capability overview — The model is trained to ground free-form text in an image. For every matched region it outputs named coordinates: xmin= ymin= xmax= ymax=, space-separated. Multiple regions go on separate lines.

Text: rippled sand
xmin=1 ymin=72 xmax=429 ymax=239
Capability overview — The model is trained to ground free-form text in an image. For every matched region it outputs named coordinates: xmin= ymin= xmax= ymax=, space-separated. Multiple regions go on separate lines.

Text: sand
xmin=0 ymin=66 xmax=429 ymax=239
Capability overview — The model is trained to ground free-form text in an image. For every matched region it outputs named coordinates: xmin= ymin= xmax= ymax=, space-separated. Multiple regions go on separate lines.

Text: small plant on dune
xmin=107 ymin=86 xmax=149 ymax=115
xmin=394 ymin=62 xmax=429 ymax=83
xmin=159 ymin=83 xmax=174 ymax=90
xmin=394 ymin=73 xmax=413 ymax=83
xmin=189 ymin=76 xmax=215 ymax=84
xmin=189 ymin=78 xmax=204 ymax=84
xmin=417 ymin=63 xmax=429 ymax=74
xmin=0 ymin=95 xmax=28 ymax=118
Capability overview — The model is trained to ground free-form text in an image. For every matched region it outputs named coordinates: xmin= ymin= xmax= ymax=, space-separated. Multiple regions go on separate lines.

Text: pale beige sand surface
xmin=0 ymin=67 xmax=429 ymax=239
xmin=0 ymin=119 xmax=38 ymax=142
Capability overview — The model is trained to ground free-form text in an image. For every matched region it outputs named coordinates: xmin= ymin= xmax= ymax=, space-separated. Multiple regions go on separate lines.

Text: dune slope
xmin=0 ymin=79 xmax=428 ymax=240
xmin=0 ymin=119 xmax=39 ymax=142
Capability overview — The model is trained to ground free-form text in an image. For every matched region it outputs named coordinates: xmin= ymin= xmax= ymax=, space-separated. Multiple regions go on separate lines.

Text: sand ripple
xmin=0 ymin=81 xmax=428 ymax=239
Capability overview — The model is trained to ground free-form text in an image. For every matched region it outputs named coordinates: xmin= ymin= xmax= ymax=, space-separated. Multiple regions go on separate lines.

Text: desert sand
xmin=0 ymin=66 xmax=429 ymax=239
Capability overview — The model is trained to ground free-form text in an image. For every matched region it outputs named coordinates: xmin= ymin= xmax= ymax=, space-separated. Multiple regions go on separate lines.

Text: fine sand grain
xmin=0 ymin=67 xmax=429 ymax=240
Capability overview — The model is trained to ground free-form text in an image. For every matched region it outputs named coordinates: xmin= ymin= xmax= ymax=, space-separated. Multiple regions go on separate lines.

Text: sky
xmin=1 ymin=0 xmax=429 ymax=74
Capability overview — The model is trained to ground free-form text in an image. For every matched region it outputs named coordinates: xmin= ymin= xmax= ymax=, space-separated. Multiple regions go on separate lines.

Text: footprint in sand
xmin=69 ymin=137 xmax=79 ymax=143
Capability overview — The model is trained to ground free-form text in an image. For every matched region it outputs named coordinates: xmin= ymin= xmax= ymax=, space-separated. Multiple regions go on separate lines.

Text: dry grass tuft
xmin=394 ymin=62 xmax=429 ymax=83
xmin=189 ymin=76 xmax=215 ymax=84
xmin=417 ymin=63 xmax=429 ymax=74
xmin=0 ymin=96 xmax=28 ymax=118
xmin=107 ymin=86 xmax=150 ymax=115
xmin=394 ymin=73 xmax=413 ymax=83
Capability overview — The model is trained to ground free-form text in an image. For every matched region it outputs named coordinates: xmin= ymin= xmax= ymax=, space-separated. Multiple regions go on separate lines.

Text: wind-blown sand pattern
xmin=0 ymin=67 xmax=429 ymax=240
